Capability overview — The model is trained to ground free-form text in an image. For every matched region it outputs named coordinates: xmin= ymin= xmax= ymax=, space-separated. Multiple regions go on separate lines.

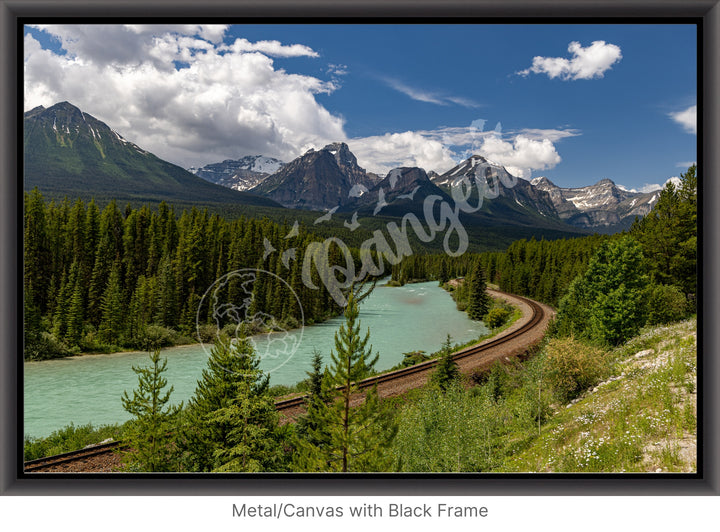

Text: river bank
xmin=24 ymin=280 xmax=490 ymax=438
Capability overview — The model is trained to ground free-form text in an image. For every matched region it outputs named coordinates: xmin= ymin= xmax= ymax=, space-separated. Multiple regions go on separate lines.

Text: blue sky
xmin=24 ymin=23 xmax=697 ymax=190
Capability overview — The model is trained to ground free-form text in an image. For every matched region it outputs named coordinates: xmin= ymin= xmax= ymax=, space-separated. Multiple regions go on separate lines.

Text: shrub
xmin=645 ymin=284 xmax=688 ymax=325
xmin=24 ymin=332 xmax=74 ymax=360
xmin=543 ymin=337 xmax=608 ymax=404
xmin=196 ymin=323 xmax=219 ymax=344
xmin=398 ymin=350 xmax=429 ymax=368
xmin=24 ymin=423 xmax=126 ymax=461
xmin=138 ymin=325 xmax=181 ymax=348
xmin=485 ymin=306 xmax=511 ymax=328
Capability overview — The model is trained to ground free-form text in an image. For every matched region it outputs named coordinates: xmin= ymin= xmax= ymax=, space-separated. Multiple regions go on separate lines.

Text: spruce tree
xmin=179 ymin=336 xmax=281 ymax=472
xmin=65 ymin=264 xmax=85 ymax=348
xmin=295 ymin=351 xmax=333 ymax=449
xmin=99 ymin=261 xmax=125 ymax=344
xmin=121 ymin=348 xmax=181 ymax=471
xmin=431 ymin=334 xmax=460 ymax=391
xmin=466 ymin=262 xmax=491 ymax=321
xmin=208 ymin=375 xmax=283 ymax=472
xmin=294 ymin=291 xmax=394 ymax=472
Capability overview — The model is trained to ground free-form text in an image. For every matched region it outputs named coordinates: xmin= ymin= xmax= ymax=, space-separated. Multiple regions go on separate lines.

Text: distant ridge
xmin=23 ymin=101 xmax=281 ymax=208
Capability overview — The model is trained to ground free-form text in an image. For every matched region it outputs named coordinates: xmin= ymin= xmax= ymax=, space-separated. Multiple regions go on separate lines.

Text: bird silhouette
xmin=344 ymin=212 xmax=360 ymax=231
xmin=284 ymin=220 xmax=299 ymax=239
xmin=373 ymin=189 xmax=388 ymax=215
xmin=348 ymin=184 xmax=369 ymax=198
xmin=281 ymin=248 xmax=296 ymax=269
xmin=397 ymin=185 xmax=420 ymax=201
xmin=262 ymin=238 xmax=276 ymax=260
xmin=314 ymin=205 xmax=339 ymax=224
xmin=387 ymin=168 xmax=402 ymax=189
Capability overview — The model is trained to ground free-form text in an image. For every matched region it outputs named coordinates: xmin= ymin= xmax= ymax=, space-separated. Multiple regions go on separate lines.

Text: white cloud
xmin=327 ymin=63 xmax=348 ymax=76
xmin=676 ymin=161 xmax=696 ymax=168
xmin=219 ymin=38 xmax=319 ymax=58
xmin=382 ymin=77 xmax=482 ymax=108
xmin=348 ymin=132 xmax=458 ymax=175
xmin=619 ymin=176 xmax=684 ymax=194
xmin=24 ymin=27 xmax=344 ymax=168
xmin=348 ymin=127 xmax=568 ymax=178
xmin=475 ymin=135 xmax=562 ymax=178
xmin=518 ymin=41 xmax=622 ymax=80
xmin=669 ymin=105 xmax=697 ymax=134
xmin=515 ymin=128 xmax=582 ymax=142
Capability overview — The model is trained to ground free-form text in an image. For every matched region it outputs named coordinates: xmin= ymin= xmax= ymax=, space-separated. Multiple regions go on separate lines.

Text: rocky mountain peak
xmin=595 ymin=178 xmax=616 ymax=187
xmin=529 ymin=175 xmax=660 ymax=230
xmin=190 ymin=155 xmax=285 ymax=192
xmin=531 ymin=176 xmax=557 ymax=189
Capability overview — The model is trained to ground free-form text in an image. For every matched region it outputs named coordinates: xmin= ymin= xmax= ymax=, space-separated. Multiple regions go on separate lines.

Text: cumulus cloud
xmin=518 ymin=41 xmax=622 ymax=80
xmin=669 ymin=105 xmax=697 ymax=134
xmin=474 ymin=135 xmax=562 ymax=178
xmin=347 ymin=126 xmax=569 ymax=178
xmin=382 ymin=77 xmax=482 ymax=108
xmin=24 ymin=26 xmax=345 ymax=167
xmin=618 ymin=176 xmax=683 ymax=194
xmin=348 ymin=131 xmax=458 ymax=175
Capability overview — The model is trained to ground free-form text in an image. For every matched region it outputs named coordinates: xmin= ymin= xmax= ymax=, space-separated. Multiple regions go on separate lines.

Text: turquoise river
xmin=24 ymin=280 xmax=488 ymax=439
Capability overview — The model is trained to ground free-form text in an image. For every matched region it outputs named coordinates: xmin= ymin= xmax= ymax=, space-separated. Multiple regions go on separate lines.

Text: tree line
xmin=390 ymin=165 xmax=697 ymax=346
xmin=23 ymin=189 xmax=376 ymax=359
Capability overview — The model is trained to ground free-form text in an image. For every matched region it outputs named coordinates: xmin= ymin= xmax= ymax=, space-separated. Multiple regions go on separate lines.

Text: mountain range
xmin=430 ymin=155 xmax=659 ymax=231
xmin=529 ymin=176 xmax=658 ymax=229
xmin=24 ymin=102 xmax=662 ymax=237
xmin=188 ymin=155 xmax=285 ymax=191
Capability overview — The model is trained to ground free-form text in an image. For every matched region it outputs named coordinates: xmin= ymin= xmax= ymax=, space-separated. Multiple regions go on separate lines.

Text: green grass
xmin=24 ymin=422 xmax=129 ymax=461
xmin=500 ymin=319 xmax=697 ymax=472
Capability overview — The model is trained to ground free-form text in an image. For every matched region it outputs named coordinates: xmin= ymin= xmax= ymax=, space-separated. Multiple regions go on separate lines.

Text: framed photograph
xmin=2 ymin=0 xmax=717 ymax=505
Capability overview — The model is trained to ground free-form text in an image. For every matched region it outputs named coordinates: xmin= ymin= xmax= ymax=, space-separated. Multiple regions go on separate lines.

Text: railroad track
xmin=25 ymin=290 xmax=548 ymax=472
xmin=275 ymin=290 xmax=546 ymax=411
xmin=24 ymin=441 xmax=125 ymax=472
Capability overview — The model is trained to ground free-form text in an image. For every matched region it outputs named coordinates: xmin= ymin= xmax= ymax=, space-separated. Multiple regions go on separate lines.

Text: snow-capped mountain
xmin=189 ymin=155 xmax=285 ymax=191
xmin=531 ymin=176 xmax=659 ymax=229
xmin=430 ymin=154 xmax=661 ymax=230
xmin=432 ymin=155 xmax=559 ymax=218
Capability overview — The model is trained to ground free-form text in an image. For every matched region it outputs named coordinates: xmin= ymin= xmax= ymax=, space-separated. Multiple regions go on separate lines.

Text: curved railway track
xmin=275 ymin=290 xmax=548 ymax=412
xmin=25 ymin=290 xmax=550 ymax=472
xmin=24 ymin=441 xmax=125 ymax=472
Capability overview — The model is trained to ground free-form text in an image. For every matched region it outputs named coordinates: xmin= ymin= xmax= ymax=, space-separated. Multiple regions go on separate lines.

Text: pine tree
xmin=466 ymin=262 xmax=491 ymax=321
xmin=294 ymin=291 xmax=394 ymax=472
xmin=179 ymin=336 xmax=280 ymax=472
xmin=99 ymin=261 xmax=125 ymax=344
xmin=632 ymin=164 xmax=697 ymax=301
xmin=121 ymin=348 xmax=181 ymax=472
xmin=295 ymin=350 xmax=333 ymax=448
xmin=431 ymin=334 xmax=460 ymax=391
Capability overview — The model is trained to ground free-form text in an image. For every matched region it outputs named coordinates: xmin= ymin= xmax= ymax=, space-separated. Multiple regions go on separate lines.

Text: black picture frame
xmin=2 ymin=0 xmax=717 ymax=496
